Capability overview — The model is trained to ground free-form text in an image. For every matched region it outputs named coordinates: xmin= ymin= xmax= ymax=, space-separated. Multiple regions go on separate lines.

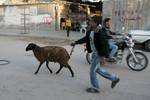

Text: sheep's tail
xmin=69 ymin=45 xmax=75 ymax=56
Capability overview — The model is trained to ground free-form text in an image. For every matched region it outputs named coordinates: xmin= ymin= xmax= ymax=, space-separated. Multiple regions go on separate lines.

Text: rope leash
xmin=69 ymin=45 xmax=75 ymax=56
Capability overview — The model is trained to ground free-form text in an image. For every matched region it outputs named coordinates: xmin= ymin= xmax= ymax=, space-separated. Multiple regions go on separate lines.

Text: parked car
xmin=129 ymin=27 xmax=150 ymax=51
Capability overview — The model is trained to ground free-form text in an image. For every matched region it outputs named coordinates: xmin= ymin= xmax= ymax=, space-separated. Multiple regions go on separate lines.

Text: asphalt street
xmin=0 ymin=35 xmax=149 ymax=100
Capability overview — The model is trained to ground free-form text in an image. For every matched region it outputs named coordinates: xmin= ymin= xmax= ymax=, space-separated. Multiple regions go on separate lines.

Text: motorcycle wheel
xmin=126 ymin=51 xmax=148 ymax=71
xmin=86 ymin=53 xmax=91 ymax=64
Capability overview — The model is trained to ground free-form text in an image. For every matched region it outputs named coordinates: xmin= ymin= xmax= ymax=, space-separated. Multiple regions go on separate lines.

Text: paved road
xmin=0 ymin=36 xmax=149 ymax=100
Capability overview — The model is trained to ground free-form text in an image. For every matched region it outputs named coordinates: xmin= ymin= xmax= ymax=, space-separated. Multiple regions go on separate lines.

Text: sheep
xmin=25 ymin=43 xmax=74 ymax=77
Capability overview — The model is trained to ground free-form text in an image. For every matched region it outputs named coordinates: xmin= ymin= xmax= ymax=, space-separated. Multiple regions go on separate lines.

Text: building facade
xmin=0 ymin=0 xmax=102 ymax=32
xmin=103 ymin=0 xmax=150 ymax=32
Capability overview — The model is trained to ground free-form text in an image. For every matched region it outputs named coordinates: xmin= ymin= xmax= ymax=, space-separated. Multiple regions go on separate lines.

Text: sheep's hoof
xmin=50 ymin=71 xmax=53 ymax=74
xmin=34 ymin=72 xmax=38 ymax=75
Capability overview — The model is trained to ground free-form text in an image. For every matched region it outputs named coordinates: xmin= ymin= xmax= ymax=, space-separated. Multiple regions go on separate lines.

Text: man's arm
xmin=71 ymin=30 xmax=91 ymax=46
xmin=70 ymin=35 xmax=87 ymax=46
xmin=75 ymin=36 xmax=87 ymax=44
xmin=110 ymin=31 xmax=121 ymax=35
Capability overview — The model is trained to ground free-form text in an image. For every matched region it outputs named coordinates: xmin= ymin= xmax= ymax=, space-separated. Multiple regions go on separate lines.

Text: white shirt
xmin=89 ymin=31 xmax=97 ymax=53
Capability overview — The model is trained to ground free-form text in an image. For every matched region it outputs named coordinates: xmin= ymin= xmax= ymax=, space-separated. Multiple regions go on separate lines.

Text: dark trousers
xmin=66 ymin=26 xmax=71 ymax=37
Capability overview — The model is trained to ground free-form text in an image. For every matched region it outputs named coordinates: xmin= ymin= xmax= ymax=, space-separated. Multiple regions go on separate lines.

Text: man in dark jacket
xmin=102 ymin=18 xmax=118 ymax=61
xmin=71 ymin=16 xmax=120 ymax=93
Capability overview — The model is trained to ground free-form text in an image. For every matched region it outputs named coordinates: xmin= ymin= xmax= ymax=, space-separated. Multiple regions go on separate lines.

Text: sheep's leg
xmin=35 ymin=62 xmax=43 ymax=75
xmin=46 ymin=61 xmax=53 ymax=74
xmin=67 ymin=65 xmax=74 ymax=77
xmin=56 ymin=64 xmax=63 ymax=74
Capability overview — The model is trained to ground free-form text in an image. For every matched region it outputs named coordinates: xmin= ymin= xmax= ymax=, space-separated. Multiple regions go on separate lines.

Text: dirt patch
xmin=0 ymin=35 xmax=74 ymax=46
xmin=15 ymin=36 xmax=73 ymax=46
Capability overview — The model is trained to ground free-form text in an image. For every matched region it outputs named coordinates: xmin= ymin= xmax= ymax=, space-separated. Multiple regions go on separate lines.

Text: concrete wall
xmin=1 ymin=5 xmax=54 ymax=25
xmin=0 ymin=4 xmax=57 ymax=34
xmin=103 ymin=0 xmax=150 ymax=32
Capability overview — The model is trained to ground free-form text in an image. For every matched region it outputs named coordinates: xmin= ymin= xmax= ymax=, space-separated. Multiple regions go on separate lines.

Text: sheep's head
xmin=26 ymin=43 xmax=37 ymax=51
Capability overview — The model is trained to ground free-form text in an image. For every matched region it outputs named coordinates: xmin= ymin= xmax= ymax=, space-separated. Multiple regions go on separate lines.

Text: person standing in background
xmin=66 ymin=16 xmax=72 ymax=37
xmin=60 ymin=18 xmax=66 ymax=30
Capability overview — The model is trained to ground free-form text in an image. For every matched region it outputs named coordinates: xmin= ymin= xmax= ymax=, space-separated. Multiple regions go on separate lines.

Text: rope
xmin=0 ymin=60 xmax=10 ymax=65
xmin=69 ymin=45 xmax=75 ymax=56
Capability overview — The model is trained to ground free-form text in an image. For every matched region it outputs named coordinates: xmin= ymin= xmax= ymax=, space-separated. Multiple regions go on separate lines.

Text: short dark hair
xmin=103 ymin=18 xmax=111 ymax=24
xmin=91 ymin=16 xmax=102 ymax=25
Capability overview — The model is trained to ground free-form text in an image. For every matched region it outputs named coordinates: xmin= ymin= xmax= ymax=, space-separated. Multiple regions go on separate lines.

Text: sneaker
xmin=111 ymin=78 xmax=120 ymax=88
xmin=86 ymin=87 xmax=100 ymax=93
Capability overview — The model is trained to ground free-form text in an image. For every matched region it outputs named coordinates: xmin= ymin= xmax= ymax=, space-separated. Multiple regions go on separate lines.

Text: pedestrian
xmin=66 ymin=16 xmax=72 ymax=37
xmin=71 ymin=16 xmax=120 ymax=93
xmin=60 ymin=18 xmax=66 ymax=30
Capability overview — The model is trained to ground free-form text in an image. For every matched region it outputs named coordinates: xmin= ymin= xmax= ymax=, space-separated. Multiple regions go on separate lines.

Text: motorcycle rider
xmin=102 ymin=18 xmax=118 ymax=62
xmin=71 ymin=16 xmax=120 ymax=93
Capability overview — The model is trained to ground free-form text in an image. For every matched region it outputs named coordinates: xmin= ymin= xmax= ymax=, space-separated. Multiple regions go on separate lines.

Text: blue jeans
xmin=90 ymin=52 xmax=117 ymax=89
xmin=109 ymin=39 xmax=118 ymax=58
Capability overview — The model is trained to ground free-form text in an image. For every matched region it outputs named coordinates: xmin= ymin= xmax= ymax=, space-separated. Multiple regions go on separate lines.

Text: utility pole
xmin=22 ymin=0 xmax=28 ymax=34
xmin=55 ymin=0 xmax=59 ymax=31
xmin=23 ymin=5 xmax=27 ymax=34
xmin=55 ymin=5 xmax=58 ymax=31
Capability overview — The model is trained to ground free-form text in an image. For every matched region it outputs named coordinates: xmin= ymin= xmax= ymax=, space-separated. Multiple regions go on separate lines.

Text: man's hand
xmin=100 ymin=57 xmax=107 ymax=66
xmin=70 ymin=42 xmax=76 ymax=47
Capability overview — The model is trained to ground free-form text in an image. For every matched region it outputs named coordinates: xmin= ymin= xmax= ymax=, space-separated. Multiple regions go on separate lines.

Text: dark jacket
xmin=102 ymin=27 xmax=116 ymax=39
xmin=75 ymin=29 xmax=109 ymax=57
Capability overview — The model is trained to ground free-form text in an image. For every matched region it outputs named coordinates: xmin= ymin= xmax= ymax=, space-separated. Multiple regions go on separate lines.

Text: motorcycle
xmin=86 ymin=33 xmax=149 ymax=71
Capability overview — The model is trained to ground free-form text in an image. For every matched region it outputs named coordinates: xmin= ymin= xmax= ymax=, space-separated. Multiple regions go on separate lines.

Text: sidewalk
xmin=0 ymin=29 xmax=85 ymax=40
